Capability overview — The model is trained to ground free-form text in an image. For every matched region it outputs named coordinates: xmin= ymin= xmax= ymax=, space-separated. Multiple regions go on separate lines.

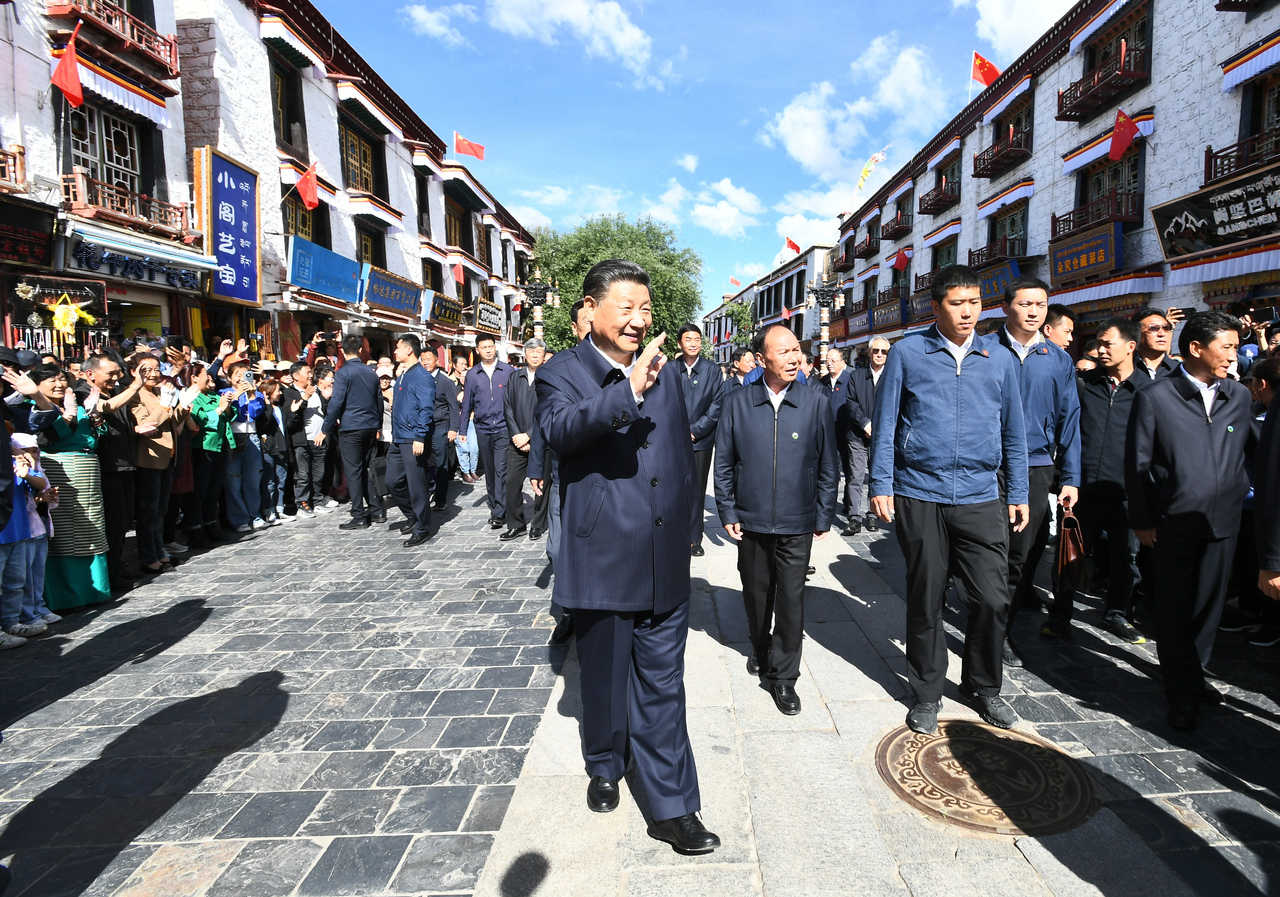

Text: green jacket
xmin=190 ymin=392 xmax=236 ymax=452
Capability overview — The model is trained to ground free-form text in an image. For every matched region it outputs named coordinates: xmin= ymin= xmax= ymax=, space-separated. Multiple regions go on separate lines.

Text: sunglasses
xmin=1143 ymin=324 xmax=1173 ymax=333
xmin=870 ymin=348 xmax=889 ymax=354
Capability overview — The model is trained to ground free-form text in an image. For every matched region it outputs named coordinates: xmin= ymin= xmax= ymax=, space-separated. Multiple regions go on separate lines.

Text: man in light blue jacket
xmin=870 ymin=265 xmax=1029 ymax=736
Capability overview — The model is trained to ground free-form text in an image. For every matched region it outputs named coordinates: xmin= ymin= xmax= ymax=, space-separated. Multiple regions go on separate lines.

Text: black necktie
xmin=602 ymin=368 xmax=625 ymax=387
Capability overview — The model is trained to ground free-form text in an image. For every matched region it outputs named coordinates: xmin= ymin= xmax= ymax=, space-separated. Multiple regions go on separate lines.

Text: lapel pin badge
xmin=792 ymin=432 xmax=799 ymax=439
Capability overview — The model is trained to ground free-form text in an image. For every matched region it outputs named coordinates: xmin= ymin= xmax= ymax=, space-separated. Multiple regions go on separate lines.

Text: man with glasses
xmin=844 ymin=338 xmax=890 ymax=534
xmin=1134 ymin=308 xmax=1180 ymax=380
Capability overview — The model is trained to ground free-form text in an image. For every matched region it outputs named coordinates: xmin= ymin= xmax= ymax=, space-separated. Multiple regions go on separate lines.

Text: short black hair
xmin=341 ymin=335 xmax=363 ymax=356
xmin=582 ymin=259 xmax=650 ymax=301
xmin=1003 ymin=275 xmax=1050 ymax=305
xmin=1133 ymin=306 xmax=1169 ymax=325
xmin=931 ymin=265 xmax=982 ymax=305
xmin=1045 ymin=304 xmax=1077 ymax=328
xmin=1098 ymin=317 xmax=1140 ymax=345
xmin=569 ymin=299 xmax=585 ymax=326
xmin=731 ymin=347 xmax=754 ymax=364
xmin=289 ymin=361 xmax=309 ymax=376
xmin=475 ymin=334 xmax=496 ymax=347
xmin=397 ymin=333 xmax=422 ymax=356
xmin=676 ymin=323 xmax=702 ymax=340
xmin=1179 ymin=310 xmax=1242 ymax=357
xmin=1253 ymin=357 xmax=1280 ymax=390
xmin=750 ymin=323 xmax=792 ymax=358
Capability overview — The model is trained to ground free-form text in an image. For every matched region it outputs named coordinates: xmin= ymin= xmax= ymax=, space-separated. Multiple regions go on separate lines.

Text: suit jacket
xmin=823 ymin=367 xmax=853 ymax=435
xmin=322 ymin=358 xmax=383 ymax=434
xmin=676 ymin=356 xmax=725 ymax=452
xmin=1125 ymin=371 xmax=1252 ymax=540
xmin=535 ymin=339 xmax=697 ymax=613
xmin=1256 ymin=392 xmax=1280 ymax=569
xmin=391 ymin=363 xmax=435 ymax=444
xmin=432 ymin=369 xmax=461 ymax=431
xmin=846 ymin=367 xmax=878 ymax=445
xmin=504 ymin=368 xmax=539 ymax=438
xmin=280 ymin=385 xmax=309 ymax=447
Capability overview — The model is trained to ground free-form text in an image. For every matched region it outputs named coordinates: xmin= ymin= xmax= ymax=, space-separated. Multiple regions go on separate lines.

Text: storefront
xmin=359 ymin=264 xmax=424 ymax=358
xmin=283 ymin=235 xmax=362 ymax=354
xmin=0 ymin=194 xmax=62 ymax=349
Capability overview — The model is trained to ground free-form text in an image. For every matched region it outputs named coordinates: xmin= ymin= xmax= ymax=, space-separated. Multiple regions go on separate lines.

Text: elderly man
xmin=536 ymin=259 xmax=719 ymax=854
xmin=1134 ymin=307 xmax=1179 ymax=380
xmin=675 ymin=324 xmax=725 ymax=557
xmin=844 ymin=337 xmax=890 ymax=535
xmin=501 ymin=338 xmax=548 ymax=541
xmin=715 ymin=324 xmax=838 ymax=714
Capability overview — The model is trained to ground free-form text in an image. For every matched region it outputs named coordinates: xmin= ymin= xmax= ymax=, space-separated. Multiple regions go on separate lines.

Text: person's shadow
xmin=0 ymin=671 xmax=288 ymax=897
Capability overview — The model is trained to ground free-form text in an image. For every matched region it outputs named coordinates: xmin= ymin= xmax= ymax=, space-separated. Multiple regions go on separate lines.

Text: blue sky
xmin=319 ymin=0 xmax=1076 ymax=314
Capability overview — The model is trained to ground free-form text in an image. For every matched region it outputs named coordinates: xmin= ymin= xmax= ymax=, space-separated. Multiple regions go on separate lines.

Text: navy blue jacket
xmin=714 ymin=379 xmax=840 ymax=534
xmin=535 ymin=339 xmax=697 ymax=613
xmin=1125 ymin=370 xmax=1252 ymax=540
xmin=391 ymin=362 xmax=436 ymax=444
xmin=322 ymin=358 xmax=384 ymax=434
xmin=461 ymin=360 xmax=516 ymax=433
xmin=431 ymin=368 xmax=461 ymax=431
xmin=870 ymin=325 xmax=1029 ymax=505
xmin=1255 ymin=392 xmax=1280 ymax=570
xmin=845 ymin=366 xmax=878 ymax=445
xmin=985 ymin=331 xmax=1081 ymax=486
xmin=1077 ymin=366 xmax=1147 ymax=495
xmin=822 ymin=367 xmax=853 ymax=435
xmin=676 ymin=356 xmax=725 ymax=452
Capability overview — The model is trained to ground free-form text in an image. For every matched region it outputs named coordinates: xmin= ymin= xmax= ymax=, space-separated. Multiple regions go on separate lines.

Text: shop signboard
xmin=67 ymin=238 xmax=203 ymax=291
xmin=979 ymin=260 xmax=1019 ymax=303
xmin=1050 ymin=223 xmax=1121 ymax=288
xmin=194 ymin=147 xmax=261 ymax=306
xmin=360 ymin=264 xmax=422 ymax=316
xmin=873 ymin=301 xmax=902 ymax=330
xmin=910 ymin=293 xmax=934 ymax=321
xmin=829 ymin=316 xmax=848 ymax=340
xmin=0 ymin=196 xmax=56 ymax=269
xmin=475 ymin=299 xmax=503 ymax=334
xmin=849 ymin=311 xmax=870 ymax=335
xmin=428 ymin=292 xmax=462 ymax=327
xmin=9 ymin=275 xmax=108 ymax=353
xmin=1151 ymin=160 xmax=1280 ymax=261
xmin=286 ymin=236 xmax=360 ymax=304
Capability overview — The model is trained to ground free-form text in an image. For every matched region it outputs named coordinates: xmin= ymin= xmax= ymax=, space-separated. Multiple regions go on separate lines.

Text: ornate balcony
xmin=1057 ymin=43 xmax=1150 ymax=121
xmin=969 ymin=236 xmax=1026 ymax=269
xmin=833 ymin=246 xmax=857 ymax=272
xmin=1051 ymin=189 xmax=1143 ymax=240
xmin=62 ymin=167 xmax=188 ymax=236
xmin=1204 ymin=128 xmax=1280 ymax=186
xmin=881 ymin=211 xmax=913 ymax=241
xmin=914 ymin=269 xmax=938 ymax=294
xmin=852 ymin=234 xmax=880 ymax=259
xmin=0 ymin=146 xmax=26 ymax=194
xmin=919 ymin=179 xmax=960 ymax=216
xmin=878 ymin=283 xmax=908 ymax=306
xmin=47 ymin=0 xmax=180 ymax=78
xmin=973 ymin=128 xmax=1033 ymax=179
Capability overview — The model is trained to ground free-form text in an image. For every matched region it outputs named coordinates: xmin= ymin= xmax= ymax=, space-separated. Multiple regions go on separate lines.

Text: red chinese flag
xmin=782 ymin=305 xmax=792 ymax=320
xmin=1109 ymin=108 xmax=1140 ymax=161
xmin=297 ymin=162 xmax=319 ymax=211
xmin=893 ymin=250 xmax=911 ymax=271
xmin=971 ymin=51 xmax=1001 ymax=88
xmin=785 ymin=237 xmax=800 ymax=254
xmin=51 ymin=22 xmax=84 ymax=108
xmin=452 ymin=263 xmax=464 ymax=284
xmin=454 ymin=132 xmax=485 ymax=161
xmin=729 ymin=276 xmax=741 ymax=287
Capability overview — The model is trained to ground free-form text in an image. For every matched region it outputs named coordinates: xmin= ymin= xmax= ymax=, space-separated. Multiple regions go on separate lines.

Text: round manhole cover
xmin=875 ymin=720 xmax=1096 ymax=836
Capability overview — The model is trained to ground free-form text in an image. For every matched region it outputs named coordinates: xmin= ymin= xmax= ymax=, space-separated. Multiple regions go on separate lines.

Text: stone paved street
xmin=2 ymin=483 xmax=1280 ymax=896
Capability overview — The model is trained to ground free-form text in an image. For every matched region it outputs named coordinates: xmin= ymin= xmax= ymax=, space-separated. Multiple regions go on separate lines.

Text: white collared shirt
xmin=871 ymin=365 xmax=884 ymax=386
xmin=1005 ymin=327 xmax=1043 ymax=362
xmin=480 ymin=360 xmax=497 ymax=378
xmin=764 ymin=380 xmax=789 ymax=412
xmin=588 ymin=336 xmax=643 ymax=405
xmin=526 ymin=368 xmax=535 ymax=386
xmin=1180 ymin=364 xmax=1219 ymax=416
xmin=942 ymin=331 xmax=975 ymax=373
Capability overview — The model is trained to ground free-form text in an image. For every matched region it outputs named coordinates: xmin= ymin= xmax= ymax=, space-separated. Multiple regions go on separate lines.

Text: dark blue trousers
xmin=387 ymin=441 xmax=432 ymax=536
xmin=574 ymin=599 xmax=700 ymax=821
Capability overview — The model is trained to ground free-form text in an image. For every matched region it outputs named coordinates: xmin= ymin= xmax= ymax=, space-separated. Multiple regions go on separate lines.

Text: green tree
xmin=726 ymin=299 xmax=755 ymax=347
xmin=529 ymin=215 xmax=703 ymax=353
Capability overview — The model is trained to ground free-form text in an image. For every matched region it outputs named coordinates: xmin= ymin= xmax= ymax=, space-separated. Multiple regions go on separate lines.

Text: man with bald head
xmin=844 ymin=337 xmax=890 ymax=535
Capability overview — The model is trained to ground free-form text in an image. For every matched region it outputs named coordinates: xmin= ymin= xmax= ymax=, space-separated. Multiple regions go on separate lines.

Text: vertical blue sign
xmin=209 ymin=152 xmax=260 ymax=305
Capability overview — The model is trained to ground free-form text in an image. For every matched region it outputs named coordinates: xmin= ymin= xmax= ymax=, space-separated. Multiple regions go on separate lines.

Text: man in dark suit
xmin=845 ymin=337 xmax=888 ymax=535
xmin=1134 ymin=307 xmax=1180 ymax=380
xmin=1126 ymin=311 xmax=1253 ymax=730
xmin=822 ymin=347 xmax=854 ymax=524
xmin=674 ymin=324 xmax=724 ymax=557
xmin=318 ymin=335 xmax=385 ymax=529
xmin=501 ymin=338 xmax=548 ymax=541
xmin=1257 ymin=387 xmax=1280 ymax=604
xmin=386 ymin=334 xmax=436 ymax=547
xmin=460 ymin=334 xmax=516 ymax=529
xmin=420 ymin=347 xmax=459 ymax=511
xmin=722 ymin=347 xmax=755 ymax=394
xmin=536 ymin=259 xmax=719 ymax=854
xmin=715 ymin=324 xmax=839 ymax=714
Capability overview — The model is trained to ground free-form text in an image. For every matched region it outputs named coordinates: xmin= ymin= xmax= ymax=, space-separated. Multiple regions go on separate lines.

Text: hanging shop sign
xmin=475 ymin=298 xmax=503 ymax=334
xmin=910 ymin=293 xmax=935 ymax=320
xmin=849 ymin=311 xmax=870 ymax=335
xmin=428 ymin=292 xmax=462 ymax=327
xmin=194 ymin=147 xmax=261 ymax=307
xmin=1050 ymin=222 xmax=1122 ymax=288
xmin=0 ymin=196 xmax=56 ymax=269
xmin=360 ymin=264 xmax=422 ymax=316
xmin=8 ymin=275 xmax=108 ymax=353
xmin=1151 ymin=161 xmax=1280 ymax=261
xmin=829 ymin=316 xmax=848 ymax=340
xmin=979 ymin=259 xmax=1020 ymax=304
xmin=285 ymin=236 xmax=361 ymax=304
xmin=873 ymin=301 xmax=902 ymax=330
xmin=66 ymin=238 xmax=204 ymax=292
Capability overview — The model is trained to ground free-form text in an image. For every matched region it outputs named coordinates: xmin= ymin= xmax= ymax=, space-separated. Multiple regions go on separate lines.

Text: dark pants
xmin=1233 ymin=510 xmax=1280 ymax=625
xmin=476 ymin=428 xmax=508 ymax=519
xmin=847 ymin=438 xmax=869 ymax=519
xmin=690 ymin=449 xmax=713 ymax=547
xmin=387 ymin=441 xmax=432 ymax=536
xmin=1004 ymin=465 xmax=1056 ymax=636
xmin=574 ymin=600 xmax=700 ymax=821
xmin=1153 ymin=529 xmax=1236 ymax=707
xmin=895 ymin=495 xmax=1009 ymax=702
xmin=134 ymin=466 xmax=173 ymax=566
xmin=101 ymin=469 xmax=135 ymax=578
xmin=505 ymin=446 xmax=548 ymax=531
xmin=294 ymin=443 xmax=324 ymax=507
xmin=370 ymin=441 xmax=390 ymax=503
xmin=1048 ymin=489 xmax=1139 ymax=626
xmin=431 ymin=424 xmax=453 ymax=506
xmin=187 ymin=446 xmax=227 ymax=532
xmin=337 ymin=429 xmax=381 ymax=520
xmin=738 ymin=530 xmax=814 ymax=684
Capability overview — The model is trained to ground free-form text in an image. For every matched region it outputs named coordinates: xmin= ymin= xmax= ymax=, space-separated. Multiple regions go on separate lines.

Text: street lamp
xmin=807 ymin=273 xmax=842 ymax=376
xmin=522 ymin=268 xmax=560 ymax=341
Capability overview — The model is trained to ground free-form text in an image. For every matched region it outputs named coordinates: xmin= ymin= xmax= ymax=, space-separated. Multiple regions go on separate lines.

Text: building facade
xmin=749 ymin=244 xmax=833 ymax=357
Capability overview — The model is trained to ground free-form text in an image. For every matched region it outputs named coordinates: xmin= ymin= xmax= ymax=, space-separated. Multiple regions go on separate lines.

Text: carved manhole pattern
xmin=875 ymin=720 xmax=1096 ymax=836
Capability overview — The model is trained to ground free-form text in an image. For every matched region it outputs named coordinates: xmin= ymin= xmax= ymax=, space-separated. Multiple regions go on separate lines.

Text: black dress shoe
xmin=746 ymin=653 xmax=761 ymax=675
xmin=528 ymin=528 xmax=544 ymax=539
xmin=841 ymin=518 xmax=862 ymax=537
xmin=489 ymin=517 xmax=504 ymax=530
xmin=499 ymin=526 xmax=527 ymax=541
xmin=1202 ymin=684 xmax=1225 ymax=705
xmin=1168 ymin=703 xmax=1200 ymax=730
xmin=403 ymin=532 xmax=431 ymax=548
xmin=806 ymin=566 xmax=815 ymax=576
xmin=1002 ymin=639 xmax=1024 ymax=668
xmin=432 ymin=500 xmax=447 ymax=510
xmin=770 ymin=683 xmax=801 ymax=715
xmin=647 ymin=814 xmax=720 ymax=854
xmin=690 ymin=544 xmax=705 ymax=557
xmin=338 ymin=518 xmax=370 ymax=530
xmin=587 ymin=775 xmax=619 ymax=813
xmin=549 ymin=613 xmax=574 ymax=645
xmin=864 ymin=514 xmax=879 ymax=533
xmin=371 ymin=513 xmax=387 ymax=523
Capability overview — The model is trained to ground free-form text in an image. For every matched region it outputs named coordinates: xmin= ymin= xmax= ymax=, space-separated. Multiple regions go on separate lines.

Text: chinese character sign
xmin=208 ymin=152 xmax=260 ymax=305
xmin=1150 ymin=161 xmax=1280 ymax=261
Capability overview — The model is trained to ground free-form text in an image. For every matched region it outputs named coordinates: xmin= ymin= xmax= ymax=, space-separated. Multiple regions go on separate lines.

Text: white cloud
xmin=402 ymin=4 xmax=478 ymax=47
xmin=736 ymin=262 xmax=767 ymax=280
xmin=691 ymin=201 xmax=759 ymax=239
xmin=516 ymin=185 xmax=572 ymax=205
xmin=508 ymin=205 xmax=553 ymax=229
xmin=676 ymin=154 xmax=698 ymax=173
xmin=579 ymin=184 xmax=625 ymax=217
xmin=776 ymin=213 xmax=839 ymax=251
xmin=708 ymin=178 xmax=763 ymax=216
xmin=953 ymin=0 xmax=1076 ymax=60
xmin=645 ymin=178 xmax=690 ymax=224
xmin=486 ymin=0 xmax=655 ymax=81
xmin=774 ymin=182 xmax=855 ymax=219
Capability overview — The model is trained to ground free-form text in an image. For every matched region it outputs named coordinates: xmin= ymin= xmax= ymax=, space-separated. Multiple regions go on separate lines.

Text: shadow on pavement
xmin=499 ymin=850 xmax=549 ymax=897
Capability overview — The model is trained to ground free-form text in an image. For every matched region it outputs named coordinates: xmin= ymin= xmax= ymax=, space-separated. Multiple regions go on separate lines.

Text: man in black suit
xmin=501 ymin=338 xmax=548 ymax=541
xmin=674 ymin=324 xmax=724 ymax=557
xmin=822 ymin=347 xmax=855 ymax=525
xmin=715 ymin=324 xmax=839 ymax=715
xmin=318 ymin=335 xmax=385 ymax=529
xmin=420 ymin=347 xmax=459 ymax=511
xmin=723 ymin=347 xmax=755 ymax=394
xmin=386 ymin=334 xmax=436 ymax=547
xmin=536 ymin=259 xmax=719 ymax=855
xmin=1256 ymin=388 xmax=1280 ymax=603
xmin=844 ymin=337 xmax=889 ymax=535
xmin=1133 ymin=307 xmax=1180 ymax=380
xmin=1126 ymin=311 xmax=1252 ymax=730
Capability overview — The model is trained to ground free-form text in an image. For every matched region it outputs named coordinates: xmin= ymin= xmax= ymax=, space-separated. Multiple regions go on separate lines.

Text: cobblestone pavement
xmin=0 ymin=481 xmax=561 ymax=897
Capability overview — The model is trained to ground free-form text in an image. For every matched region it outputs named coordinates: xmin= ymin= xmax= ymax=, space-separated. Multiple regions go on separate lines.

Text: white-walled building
xmin=749 ymin=244 xmax=834 ymax=358
xmin=703 ymin=287 xmax=754 ymax=366
xmin=835 ymin=0 xmax=1280 ymax=348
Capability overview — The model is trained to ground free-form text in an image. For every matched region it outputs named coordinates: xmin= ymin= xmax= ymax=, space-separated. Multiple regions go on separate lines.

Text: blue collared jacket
xmin=984 ymin=331 xmax=1081 ymax=486
xmin=391 ymin=363 xmax=436 ymax=444
xmin=870 ymin=325 xmax=1029 ymax=505
xmin=461 ymin=360 xmax=516 ymax=433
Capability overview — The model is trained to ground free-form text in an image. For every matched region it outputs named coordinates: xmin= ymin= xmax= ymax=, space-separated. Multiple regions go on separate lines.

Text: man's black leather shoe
xmin=587 ymin=775 xmax=619 ymax=812
xmin=550 ymin=613 xmax=574 ymax=645
xmin=771 ymin=683 xmax=801 ymax=715
xmin=647 ymin=814 xmax=720 ymax=855
xmin=371 ymin=513 xmax=387 ymax=523
xmin=1002 ymin=639 xmax=1024 ymax=668
xmin=339 ymin=518 xmax=370 ymax=530
xmin=1168 ymin=703 xmax=1200 ymax=730
xmin=691 ymin=544 xmax=705 ymax=557
xmin=499 ymin=526 xmax=527 ymax=541
xmin=841 ymin=518 xmax=862 ymax=536
xmin=432 ymin=499 xmax=447 ymax=510
xmin=746 ymin=653 xmax=761 ymax=675
xmin=864 ymin=514 xmax=879 ymax=533
xmin=489 ymin=517 xmax=504 ymax=530
xmin=528 ymin=528 xmax=544 ymax=539
xmin=403 ymin=532 xmax=430 ymax=548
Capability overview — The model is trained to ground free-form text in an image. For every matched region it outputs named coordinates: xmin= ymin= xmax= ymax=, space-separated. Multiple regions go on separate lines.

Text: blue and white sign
xmin=205 ymin=150 xmax=260 ymax=306
xmin=287 ymin=236 xmax=360 ymax=304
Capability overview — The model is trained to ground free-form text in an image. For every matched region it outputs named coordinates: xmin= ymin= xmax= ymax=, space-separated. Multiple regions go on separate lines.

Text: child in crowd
xmin=12 ymin=433 xmax=58 ymax=629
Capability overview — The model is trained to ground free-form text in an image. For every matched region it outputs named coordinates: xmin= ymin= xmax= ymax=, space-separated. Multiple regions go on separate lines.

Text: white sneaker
xmin=235 ymin=523 xmax=254 ymax=534
xmin=165 ymin=541 xmax=188 ymax=554
xmin=278 ymin=514 xmax=297 ymax=523
xmin=6 ymin=620 xmax=47 ymax=638
xmin=0 ymin=631 xmax=26 ymax=649
xmin=42 ymin=612 xmax=62 ymax=624
xmin=323 ymin=498 xmax=340 ymax=509
xmin=252 ymin=519 xmax=270 ymax=530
